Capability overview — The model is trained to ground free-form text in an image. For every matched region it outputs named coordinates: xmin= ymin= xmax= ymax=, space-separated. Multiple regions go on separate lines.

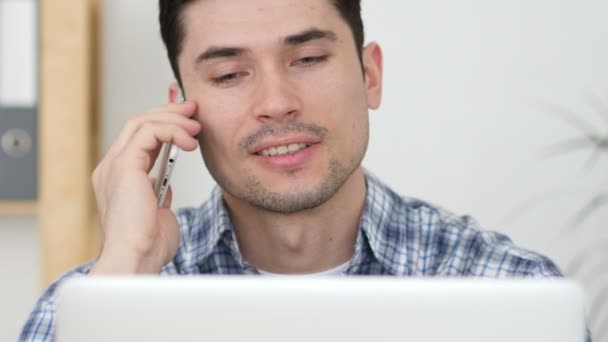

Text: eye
xmin=211 ymin=72 xmax=245 ymax=86
xmin=292 ymin=55 xmax=328 ymax=67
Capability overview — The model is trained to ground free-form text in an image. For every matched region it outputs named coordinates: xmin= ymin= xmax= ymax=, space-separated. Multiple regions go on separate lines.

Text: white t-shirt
xmin=257 ymin=262 xmax=349 ymax=277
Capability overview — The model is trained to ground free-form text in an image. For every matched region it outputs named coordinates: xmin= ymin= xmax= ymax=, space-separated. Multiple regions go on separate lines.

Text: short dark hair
xmin=159 ymin=0 xmax=364 ymax=86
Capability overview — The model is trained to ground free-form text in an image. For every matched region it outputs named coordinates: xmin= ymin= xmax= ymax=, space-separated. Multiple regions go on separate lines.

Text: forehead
xmin=180 ymin=0 xmax=347 ymax=49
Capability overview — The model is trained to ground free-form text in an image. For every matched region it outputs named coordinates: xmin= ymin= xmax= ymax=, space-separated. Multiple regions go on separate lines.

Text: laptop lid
xmin=56 ymin=277 xmax=586 ymax=342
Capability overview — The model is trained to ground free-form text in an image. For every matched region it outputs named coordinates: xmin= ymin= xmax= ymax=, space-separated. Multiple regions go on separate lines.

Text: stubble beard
xmin=203 ymin=120 xmax=366 ymax=215
xmin=240 ymin=159 xmax=351 ymax=214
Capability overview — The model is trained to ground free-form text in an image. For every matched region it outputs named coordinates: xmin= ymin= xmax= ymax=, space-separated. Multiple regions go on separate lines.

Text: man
xmin=20 ymin=0 xmax=566 ymax=340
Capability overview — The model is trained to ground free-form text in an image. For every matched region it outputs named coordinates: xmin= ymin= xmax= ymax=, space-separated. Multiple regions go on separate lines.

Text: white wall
xmin=364 ymin=0 xmax=608 ymax=262
xmin=102 ymin=0 xmax=608 ymax=339
xmin=0 ymin=218 xmax=39 ymax=341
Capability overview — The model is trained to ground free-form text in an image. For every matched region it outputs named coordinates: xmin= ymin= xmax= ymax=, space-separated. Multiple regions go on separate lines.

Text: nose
xmin=252 ymin=68 xmax=301 ymax=123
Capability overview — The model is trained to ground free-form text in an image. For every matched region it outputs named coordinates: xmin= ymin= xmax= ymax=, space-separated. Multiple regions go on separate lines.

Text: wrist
xmin=90 ymin=245 xmax=162 ymax=275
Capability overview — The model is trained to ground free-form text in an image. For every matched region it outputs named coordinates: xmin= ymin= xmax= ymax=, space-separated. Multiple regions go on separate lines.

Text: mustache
xmin=240 ymin=121 xmax=328 ymax=151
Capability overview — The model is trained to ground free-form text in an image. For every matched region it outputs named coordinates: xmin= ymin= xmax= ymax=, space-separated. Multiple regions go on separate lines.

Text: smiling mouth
xmin=256 ymin=143 xmax=311 ymax=157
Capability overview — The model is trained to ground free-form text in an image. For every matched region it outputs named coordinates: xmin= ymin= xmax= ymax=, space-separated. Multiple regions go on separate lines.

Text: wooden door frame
xmin=39 ymin=0 xmax=100 ymax=287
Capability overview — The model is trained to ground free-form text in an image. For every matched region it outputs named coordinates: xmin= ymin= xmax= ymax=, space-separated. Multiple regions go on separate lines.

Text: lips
xmin=249 ymin=136 xmax=321 ymax=170
xmin=250 ymin=136 xmax=321 ymax=156
xmin=257 ymin=143 xmax=310 ymax=157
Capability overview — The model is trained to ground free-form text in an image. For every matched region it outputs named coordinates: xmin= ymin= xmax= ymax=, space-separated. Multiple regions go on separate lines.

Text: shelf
xmin=0 ymin=201 xmax=38 ymax=216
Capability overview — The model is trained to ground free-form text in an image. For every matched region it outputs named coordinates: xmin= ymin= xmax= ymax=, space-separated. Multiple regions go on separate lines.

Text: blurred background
xmin=0 ymin=0 xmax=607 ymax=340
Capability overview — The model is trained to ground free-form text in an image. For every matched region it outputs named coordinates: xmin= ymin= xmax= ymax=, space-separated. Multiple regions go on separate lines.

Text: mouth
xmin=249 ymin=136 xmax=321 ymax=169
xmin=250 ymin=136 xmax=321 ymax=156
xmin=255 ymin=143 xmax=311 ymax=157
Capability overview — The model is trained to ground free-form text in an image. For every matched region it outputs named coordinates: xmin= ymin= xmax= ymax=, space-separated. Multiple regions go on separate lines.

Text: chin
xmin=256 ymin=166 xmax=324 ymax=188
xmin=233 ymin=159 xmax=351 ymax=214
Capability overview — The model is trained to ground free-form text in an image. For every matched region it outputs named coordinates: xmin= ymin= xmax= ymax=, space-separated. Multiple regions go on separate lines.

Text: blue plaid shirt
xmin=20 ymin=172 xmax=566 ymax=341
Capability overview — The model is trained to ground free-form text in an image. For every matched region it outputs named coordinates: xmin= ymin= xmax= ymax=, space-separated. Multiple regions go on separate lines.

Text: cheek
xmin=308 ymin=59 xmax=367 ymax=114
xmin=309 ymin=67 xmax=367 ymax=132
xmin=195 ymin=97 xmax=243 ymax=156
xmin=320 ymin=69 xmax=369 ymax=158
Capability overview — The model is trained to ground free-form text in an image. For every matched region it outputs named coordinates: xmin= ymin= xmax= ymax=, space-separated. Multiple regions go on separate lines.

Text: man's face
xmin=178 ymin=0 xmax=381 ymax=213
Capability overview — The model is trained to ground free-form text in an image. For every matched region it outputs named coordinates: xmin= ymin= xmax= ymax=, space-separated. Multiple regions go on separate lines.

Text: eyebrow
xmin=195 ymin=47 xmax=250 ymax=65
xmin=194 ymin=28 xmax=338 ymax=67
xmin=283 ymin=28 xmax=338 ymax=46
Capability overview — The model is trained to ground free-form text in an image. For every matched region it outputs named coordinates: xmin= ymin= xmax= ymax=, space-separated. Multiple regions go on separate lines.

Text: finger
xmin=105 ymin=101 xmax=197 ymax=159
xmin=119 ymin=122 xmax=198 ymax=171
xmin=149 ymin=101 xmax=197 ymax=116
xmin=106 ymin=112 xmax=201 ymax=162
xmin=149 ymin=176 xmax=159 ymax=192
xmin=131 ymin=122 xmax=199 ymax=152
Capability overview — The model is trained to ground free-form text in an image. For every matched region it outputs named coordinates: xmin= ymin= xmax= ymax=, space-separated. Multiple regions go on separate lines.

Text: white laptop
xmin=56 ymin=277 xmax=586 ymax=342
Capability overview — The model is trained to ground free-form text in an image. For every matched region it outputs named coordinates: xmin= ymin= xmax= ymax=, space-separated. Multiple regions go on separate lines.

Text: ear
xmin=362 ymin=42 xmax=383 ymax=110
xmin=168 ymin=82 xmax=182 ymax=103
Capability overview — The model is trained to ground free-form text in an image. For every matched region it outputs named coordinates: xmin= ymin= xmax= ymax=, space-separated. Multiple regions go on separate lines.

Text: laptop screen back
xmin=56 ymin=277 xmax=586 ymax=342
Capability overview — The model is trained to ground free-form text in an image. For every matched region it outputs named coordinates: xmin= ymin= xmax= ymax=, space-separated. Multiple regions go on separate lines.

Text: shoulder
xmin=365 ymin=174 xmax=562 ymax=278
xmin=20 ymin=258 xmax=180 ymax=341
xmin=19 ymin=261 xmax=93 ymax=341
xmin=423 ymin=209 xmax=562 ymax=278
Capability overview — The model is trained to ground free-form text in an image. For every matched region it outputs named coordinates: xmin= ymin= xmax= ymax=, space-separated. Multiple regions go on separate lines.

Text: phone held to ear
xmin=154 ymin=91 xmax=185 ymax=208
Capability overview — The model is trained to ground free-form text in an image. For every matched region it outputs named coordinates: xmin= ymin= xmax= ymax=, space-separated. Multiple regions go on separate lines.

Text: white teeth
xmin=259 ymin=143 xmax=309 ymax=157
xmin=277 ymin=146 xmax=288 ymax=155
xmin=287 ymin=144 xmax=301 ymax=152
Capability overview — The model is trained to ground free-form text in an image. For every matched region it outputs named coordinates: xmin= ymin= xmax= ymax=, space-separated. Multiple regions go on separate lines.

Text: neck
xmin=224 ymin=168 xmax=367 ymax=274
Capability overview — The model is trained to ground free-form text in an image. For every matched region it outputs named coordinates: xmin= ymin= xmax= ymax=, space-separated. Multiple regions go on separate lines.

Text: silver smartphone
xmin=154 ymin=91 xmax=185 ymax=208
